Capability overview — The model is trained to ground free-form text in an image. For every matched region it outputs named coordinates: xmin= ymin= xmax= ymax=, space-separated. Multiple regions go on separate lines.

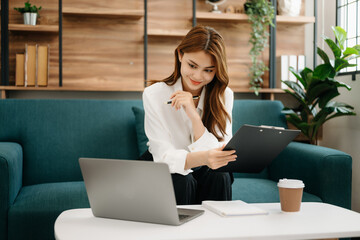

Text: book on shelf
xmin=37 ymin=45 xmax=50 ymax=87
xmin=15 ymin=53 xmax=25 ymax=86
xmin=276 ymin=55 xmax=306 ymax=89
xmin=202 ymin=200 xmax=268 ymax=217
xmin=297 ymin=55 xmax=305 ymax=73
xmin=288 ymin=55 xmax=297 ymax=83
xmin=25 ymin=44 xmax=36 ymax=87
xmin=276 ymin=55 xmax=289 ymax=89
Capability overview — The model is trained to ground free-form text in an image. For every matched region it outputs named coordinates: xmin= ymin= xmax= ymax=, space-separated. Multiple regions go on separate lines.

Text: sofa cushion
xmin=132 ymin=106 xmax=149 ymax=156
xmin=232 ymin=178 xmax=322 ymax=203
xmin=8 ymin=182 xmax=89 ymax=240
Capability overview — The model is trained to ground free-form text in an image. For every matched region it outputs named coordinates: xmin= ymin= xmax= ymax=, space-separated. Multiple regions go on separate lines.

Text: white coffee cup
xmin=278 ymin=179 xmax=305 ymax=212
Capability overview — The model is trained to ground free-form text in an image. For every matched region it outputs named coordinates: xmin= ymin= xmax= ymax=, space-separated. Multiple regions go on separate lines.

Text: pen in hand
xmin=164 ymin=96 xmax=200 ymax=105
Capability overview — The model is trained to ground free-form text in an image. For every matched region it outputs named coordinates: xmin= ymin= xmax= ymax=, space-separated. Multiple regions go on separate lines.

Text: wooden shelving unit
xmin=147 ymin=29 xmax=189 ymax=38
xmin=8 ymin=24 xmax=59 ymax=32
xmin=62 ymin=7 xmax=144 ymax=19
xmin=1 ymin=0 xmax=315 ymax=100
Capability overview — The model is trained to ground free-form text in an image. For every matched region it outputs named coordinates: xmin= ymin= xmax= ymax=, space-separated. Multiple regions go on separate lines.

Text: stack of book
xmin=276 ymin=55 xmax=305 ymax=89
xmin=15 ymin=44 xmax=50 ymax=87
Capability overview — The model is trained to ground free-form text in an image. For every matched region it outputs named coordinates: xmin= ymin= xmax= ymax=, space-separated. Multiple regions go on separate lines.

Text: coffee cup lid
xmin=277 ymin=178 xmax=304 ymax=188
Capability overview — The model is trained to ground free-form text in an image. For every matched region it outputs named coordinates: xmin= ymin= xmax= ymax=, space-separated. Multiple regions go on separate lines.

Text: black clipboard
xmin=216 ymin=124 xmax=300 ymax=173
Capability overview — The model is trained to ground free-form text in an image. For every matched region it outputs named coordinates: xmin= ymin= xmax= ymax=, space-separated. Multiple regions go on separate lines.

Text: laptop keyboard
xmin=179 ymin=214 xmax=190 ymax=221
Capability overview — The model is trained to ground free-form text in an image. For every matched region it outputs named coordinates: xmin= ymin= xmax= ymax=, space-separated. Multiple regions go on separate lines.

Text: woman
xmin=142 ymin=25 xmax=236 ymax=205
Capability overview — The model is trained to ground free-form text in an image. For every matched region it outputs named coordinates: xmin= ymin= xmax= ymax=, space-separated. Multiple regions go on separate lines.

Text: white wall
xmin=314 ymin=0 xmax=360 ymax=212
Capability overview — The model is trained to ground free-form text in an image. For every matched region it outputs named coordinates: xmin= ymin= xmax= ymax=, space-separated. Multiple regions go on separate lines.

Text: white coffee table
xmin=55 ymin=202 xmax=360 ymax=240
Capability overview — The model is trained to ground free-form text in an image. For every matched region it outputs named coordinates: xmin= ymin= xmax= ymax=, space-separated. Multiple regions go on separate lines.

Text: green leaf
xmin=332 ymin=26 xmax=347 ymax=50
xmin=335 ymin=58 xmax=357 ymax=72
xmin=353 ymin=45 xmax=360 ymax=52
xmin=313 ymin=64 xmax=335 ymax=80
xmin=334 ymin=58 xmax=349 ymax=72
xmin=328 ymin=78 xmax=352 ymax=90
xmin=306 ymin=81 xmax=337 ymax=103
xmin=289 ymin=67 xmax=306 ymax=88
xmin=317 ymin=47 xmax=330 ymax=65
xmin=325 ymin=112 xmax=356 ymax=122
xmin=300 ymin=68 xmax=313 ymax=89
xmin=318 ymin=88 xmax=340 ymax=108
xmin=281 ymin=108 xmax=297 ymax=116
xmin=282 ymin=80 xmax=306 ymax=100
xmin=283 ymin=89 xmax=308 ymax=110
xmin=323 ymin=101 xmax=356 ymax=122
xmin=326 ymin=101 xmax=355 ymax=111
xmin=343 ymin=47 xmax=359 ymax=58
xmin=345 ymin=54 xmax=360 ymax=61
xmin=324 ymin=38 xmax=341 ymax=58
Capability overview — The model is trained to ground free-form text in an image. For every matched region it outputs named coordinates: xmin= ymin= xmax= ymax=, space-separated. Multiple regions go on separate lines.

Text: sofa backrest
xmin=0 ymin=99 xmax=143 ymax=186
xmin=232 ymin=100 xmax=287 ymax=132
xmin=0 ymin=99 xmax=287 ymax=185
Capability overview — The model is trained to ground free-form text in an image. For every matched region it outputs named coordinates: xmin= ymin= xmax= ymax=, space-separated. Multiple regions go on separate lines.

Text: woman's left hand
xmin=170 ymin=91 xmax=199 ymax=120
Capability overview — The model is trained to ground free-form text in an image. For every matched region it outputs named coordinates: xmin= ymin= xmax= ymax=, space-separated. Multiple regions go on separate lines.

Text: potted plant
xmin=14 ymin=1 xmax=42 ymax=26
xmin=244 ymin=0 xmax=275 ymax=95
xmin=282 ymin=26 xmax=359 ymax=145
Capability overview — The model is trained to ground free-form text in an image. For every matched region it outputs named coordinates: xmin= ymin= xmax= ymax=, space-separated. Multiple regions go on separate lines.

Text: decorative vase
xmin=23 ymin=12 xmax=31 ymax=25
xmin=206 ymin=0 xmax=227 ymax=14
xmin=277 ymin=0 xmax=302 ymax=16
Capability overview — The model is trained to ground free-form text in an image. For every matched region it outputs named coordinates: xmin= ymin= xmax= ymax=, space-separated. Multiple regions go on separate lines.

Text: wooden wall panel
xmin=147 ymin=0 xmax=193 ymax=82
xmin=196 ymin=0 xmax=257 ymax=90
xmin=276 ymin=25 xmax=305 ymax=56
xmin=9 ymin=0 xmax=59 ymax=86
xmin=62 ymin=0 xmax=144 ymax=90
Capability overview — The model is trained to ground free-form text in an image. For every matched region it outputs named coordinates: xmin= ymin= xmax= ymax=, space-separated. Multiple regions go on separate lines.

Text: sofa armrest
xmin=0 ymin=142 xmax=23 ymax=239
xmin=268 ymin=142 xmax=352 ymax=209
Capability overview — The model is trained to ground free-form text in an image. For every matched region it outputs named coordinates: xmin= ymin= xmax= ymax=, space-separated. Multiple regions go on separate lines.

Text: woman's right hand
xmin=205 ymin=145 xmax=237 ymax=170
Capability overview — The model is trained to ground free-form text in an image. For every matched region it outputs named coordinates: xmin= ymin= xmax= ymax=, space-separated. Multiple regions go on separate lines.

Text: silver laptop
xmin=79 ymin=158 xmax=204 ymax=225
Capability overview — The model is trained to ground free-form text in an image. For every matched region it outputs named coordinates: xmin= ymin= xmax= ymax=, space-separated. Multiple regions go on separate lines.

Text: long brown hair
xmin=150 ymin=25 xmax=230 ymax=141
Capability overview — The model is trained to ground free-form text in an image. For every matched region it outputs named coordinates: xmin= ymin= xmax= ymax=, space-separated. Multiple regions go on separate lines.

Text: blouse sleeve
xmin=143 ymin=89 xmax=192 ymax=175
xmin=187 ymin=88 xmax=233 ymax=152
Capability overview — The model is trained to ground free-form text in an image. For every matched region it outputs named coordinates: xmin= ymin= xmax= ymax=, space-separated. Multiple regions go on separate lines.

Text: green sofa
xmin=0 ymin=99 xmax=352 ymax=240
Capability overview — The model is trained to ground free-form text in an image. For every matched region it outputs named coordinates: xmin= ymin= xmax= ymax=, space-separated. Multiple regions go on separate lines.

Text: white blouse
xmin=143 ymin=79 xmax=234 ymax=175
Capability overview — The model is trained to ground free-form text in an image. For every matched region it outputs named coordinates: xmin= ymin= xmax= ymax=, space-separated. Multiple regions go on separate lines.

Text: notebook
xmin=216 ymin=124 xmax=300 ymax=173
xmin=79 ymin=158 xmax=204 ymax=225
xmin=202 ymin=200 xmax=268 ymax=217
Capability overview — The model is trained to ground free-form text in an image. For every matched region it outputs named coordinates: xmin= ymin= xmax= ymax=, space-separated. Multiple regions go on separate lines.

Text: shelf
xmin=196 ymin=12 xmax=249 ymax=22
xmin=8 ymin=24 xmax=59 ymax=32
xmin=196 ymin=12 xmax=315 ymax=24
xmin=276 ymin=15 xmax=315 ymax=24
xmin=147 ymin=29 xmax=189 ymax=38
xmin=62 ymin=8 xmax=144 ymax=19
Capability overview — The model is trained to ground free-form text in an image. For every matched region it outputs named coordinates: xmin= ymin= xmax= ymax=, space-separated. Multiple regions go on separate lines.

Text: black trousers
xmin=139 ymin=150 xmax=233 ymax=205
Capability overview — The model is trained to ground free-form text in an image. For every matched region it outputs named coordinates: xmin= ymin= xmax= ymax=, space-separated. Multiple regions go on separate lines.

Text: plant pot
xmin=23 ymin=12 xmax=37 ymax=25
xmin=277 ymin=0 xmax=302 ymax=16
xmin=30 ymin=13 xmax=38 ymax=25
xmin=23 ymin=12 xmax=31 ymax=25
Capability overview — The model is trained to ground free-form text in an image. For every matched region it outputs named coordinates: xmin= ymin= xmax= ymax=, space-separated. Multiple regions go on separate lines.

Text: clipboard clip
xmin=259 ymin=125 xmax=285 ymax=130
